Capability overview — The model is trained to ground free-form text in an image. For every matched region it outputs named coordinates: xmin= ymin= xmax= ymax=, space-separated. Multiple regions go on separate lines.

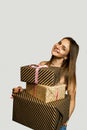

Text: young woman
xmin=39 ymin=37 xmax=79 ymax=129
xmin=12 ymin=37 xmax=79 ymax=130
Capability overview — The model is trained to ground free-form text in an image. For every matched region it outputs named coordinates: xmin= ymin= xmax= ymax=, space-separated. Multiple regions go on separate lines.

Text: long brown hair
xmin=63 ymin=37 xmax=79 ymax=89
xmin=47 ymin=37 xmax=79 ymax=90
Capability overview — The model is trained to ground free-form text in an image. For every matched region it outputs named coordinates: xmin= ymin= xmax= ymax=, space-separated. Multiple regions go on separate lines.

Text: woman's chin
xmin=52 ymin=52 xmax=57 ymax=56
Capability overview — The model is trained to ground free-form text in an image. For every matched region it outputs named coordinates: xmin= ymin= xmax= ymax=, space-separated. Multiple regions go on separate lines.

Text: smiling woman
xmin=39 ymin=37 xmax=79 ymax=130
xmin=52 ymin=39 xmax=70 ymax=60
xmin=12 ymin=37 xmax=79 ymax=130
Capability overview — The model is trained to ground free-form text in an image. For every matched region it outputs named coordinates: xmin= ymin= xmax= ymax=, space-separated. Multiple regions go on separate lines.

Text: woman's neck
xmin=50 ymin=57 xmax=63 ymax=67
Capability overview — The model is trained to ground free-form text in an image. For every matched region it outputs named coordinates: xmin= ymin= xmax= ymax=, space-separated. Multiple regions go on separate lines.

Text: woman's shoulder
xmin=38 ymin=61 xmax=48 ymax=65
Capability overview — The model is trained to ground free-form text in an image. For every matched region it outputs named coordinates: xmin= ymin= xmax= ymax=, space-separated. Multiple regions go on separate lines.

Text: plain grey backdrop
xmin=0 ymin=0 xmax=87 ymax=129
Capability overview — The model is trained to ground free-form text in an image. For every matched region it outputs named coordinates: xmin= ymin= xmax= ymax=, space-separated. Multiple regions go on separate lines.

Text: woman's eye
xmin=62 ymin=46 xmax=66 ymax=51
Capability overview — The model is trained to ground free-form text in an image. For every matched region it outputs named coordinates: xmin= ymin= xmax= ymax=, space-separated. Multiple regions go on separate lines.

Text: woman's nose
xmin=56 ymin=44 xmax=61 ymax=50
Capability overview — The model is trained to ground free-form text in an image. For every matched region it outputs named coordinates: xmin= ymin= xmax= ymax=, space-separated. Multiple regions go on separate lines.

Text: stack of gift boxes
xmin=20 ymin=64 xmax=66 ymax=103
xmin=12 ymin=64 xmax=70 ymax=130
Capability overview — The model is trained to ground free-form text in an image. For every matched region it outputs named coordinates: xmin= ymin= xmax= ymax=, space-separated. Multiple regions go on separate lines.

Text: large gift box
xmin=26 ymin=82 xmax=66 ymax=103
xmin=12 ymin=90 xmax=70 ymax=130
xmin=20 ymin=64 xmax=61 ymax=86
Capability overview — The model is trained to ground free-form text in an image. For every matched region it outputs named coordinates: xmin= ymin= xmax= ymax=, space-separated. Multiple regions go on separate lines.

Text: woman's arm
xmin=64 ymin=83 xmax=76 ymax=126
xmin=68 ymin=87 xmax=76 ymax=118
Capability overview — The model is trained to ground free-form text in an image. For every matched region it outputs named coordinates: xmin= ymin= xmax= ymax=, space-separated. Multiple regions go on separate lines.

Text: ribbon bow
xmin=29 ymin=64 xmax=48 ymax=84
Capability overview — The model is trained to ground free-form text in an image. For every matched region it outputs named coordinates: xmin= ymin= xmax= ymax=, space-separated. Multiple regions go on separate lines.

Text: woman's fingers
xmin=12 ymin=86 xmax=23 ymax=94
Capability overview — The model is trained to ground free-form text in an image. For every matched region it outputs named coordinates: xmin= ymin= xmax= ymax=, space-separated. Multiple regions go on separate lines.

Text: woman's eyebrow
xmin=58 ymin=41 xmax=61 ymax=44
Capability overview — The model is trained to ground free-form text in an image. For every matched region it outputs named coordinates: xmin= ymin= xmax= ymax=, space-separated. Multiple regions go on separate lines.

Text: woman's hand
xmin=12 ymin=86 xmax=23 ymax=95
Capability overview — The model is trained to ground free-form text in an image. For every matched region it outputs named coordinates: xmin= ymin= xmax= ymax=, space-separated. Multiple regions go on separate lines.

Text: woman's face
xmin=51 ymin=39 xmax=70 ymax=59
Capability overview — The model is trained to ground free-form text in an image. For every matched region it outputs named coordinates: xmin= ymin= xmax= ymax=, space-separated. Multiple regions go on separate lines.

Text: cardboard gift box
xmin=12 ymin=90 xmax=70 ymax=130
xmin=20 ymin=64 xmax=61 ymax=86
xmin=26 ymin=82 xmax=66 ymax=103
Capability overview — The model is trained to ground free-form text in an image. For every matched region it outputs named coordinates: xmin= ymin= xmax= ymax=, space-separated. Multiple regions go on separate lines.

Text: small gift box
xmin=26 ymin=82 xmax=66 ymax=103
xmin=20 ymin=64 xmax=61 ymax=86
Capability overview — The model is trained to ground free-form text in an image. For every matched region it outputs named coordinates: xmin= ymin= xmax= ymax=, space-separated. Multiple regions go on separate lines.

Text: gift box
xmin=20 ymin=64 xmax=61 ymax=86
xmin=12 ymin=90 xmax=70 ymax=130
xmin=26 ymin=82 xmax=66 ymax=103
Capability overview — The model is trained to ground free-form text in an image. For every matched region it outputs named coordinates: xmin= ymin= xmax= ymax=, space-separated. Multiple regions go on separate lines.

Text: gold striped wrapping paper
xmin=12 ymin=90 xmax=70 ymax=130
xmin=20 ymin=65 xmax=61 ymax=86
xmin=26 ymin=82 xmax=66 ymax=103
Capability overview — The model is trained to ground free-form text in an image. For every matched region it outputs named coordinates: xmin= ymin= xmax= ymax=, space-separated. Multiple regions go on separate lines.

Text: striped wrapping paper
xmin=26 ymin=82 xmax=66 ymax=103
xmin=12 ymin=90 xmax=70 ymax=130
xmin=20 ymin=65 xmax=61 ymax=86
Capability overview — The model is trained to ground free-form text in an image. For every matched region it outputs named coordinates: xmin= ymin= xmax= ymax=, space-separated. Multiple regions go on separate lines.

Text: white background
xmin=0 ymin=0 xmax=87 ymax=130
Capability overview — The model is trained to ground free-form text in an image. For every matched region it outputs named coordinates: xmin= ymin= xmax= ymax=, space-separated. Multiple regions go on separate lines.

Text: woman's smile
xmin=54 ymin=47 xmax=60 ymax=53
xmin=51 ymin=39 xmax=70 ymax=58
